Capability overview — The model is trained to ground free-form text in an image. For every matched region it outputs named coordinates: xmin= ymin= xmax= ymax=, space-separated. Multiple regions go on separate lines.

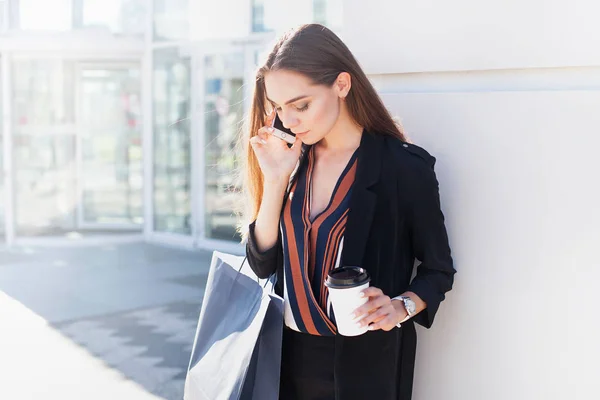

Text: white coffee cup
xmin=325 ymin=266 xmax=371 ymax=337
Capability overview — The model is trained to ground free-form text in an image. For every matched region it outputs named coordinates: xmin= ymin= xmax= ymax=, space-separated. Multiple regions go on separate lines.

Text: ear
xmin=333 ymin=72 xmax=352 ymax=99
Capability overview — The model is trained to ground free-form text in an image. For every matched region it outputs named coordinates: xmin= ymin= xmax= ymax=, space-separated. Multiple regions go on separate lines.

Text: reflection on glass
xmin=80 ymin=67 xmax=143 ymax=225
xmin=79 ymin=0 xmax=146 ymax=35
xmin=251 ymin=0 xmax=268 ymax=32
xmin=251 ymin=0 xmax=342 ymax=33
xmin=153 ymin=49 xmax=191 ymax=235
xmin=204 ymin=53 xmax=244 ymax=242
xmin=12 ymin=59 xmax=77 ymax=235
xmin=18 ymin=0 xmax=72 ymax=31
xmin=13 ymin=60 xmax=75 ymax=128
xmin=0 ymin=3 xmax=7 ymax=33
xmin=153 ymin=0 xmax=189 ymax=41
xmin=13 ymin=136 xmax=77 ymax=235
xmin=319 ymin=0 xmax=343 ymax=28
xmin=18 ymin=0 xmax=146 ymax=34
xmin=313 ymin=0 xmax=327 ymax=24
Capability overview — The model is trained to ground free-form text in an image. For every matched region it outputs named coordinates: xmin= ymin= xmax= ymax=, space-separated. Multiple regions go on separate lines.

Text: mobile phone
xmin=270 ymin=114 xmax=297 ymax=145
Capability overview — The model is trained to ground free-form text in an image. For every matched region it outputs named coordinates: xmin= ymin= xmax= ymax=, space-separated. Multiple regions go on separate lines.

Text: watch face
xmin=403 ymin=297 xmax=416 ymax=315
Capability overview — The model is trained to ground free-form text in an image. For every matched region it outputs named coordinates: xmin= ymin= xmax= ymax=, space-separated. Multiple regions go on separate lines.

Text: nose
xmin=279 ymin=111 xmax=300 ymax=130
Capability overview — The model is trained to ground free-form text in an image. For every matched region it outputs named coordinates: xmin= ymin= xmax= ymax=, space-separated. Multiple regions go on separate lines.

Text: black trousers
xmin=279 ymin=326 xmax=336 ymax=400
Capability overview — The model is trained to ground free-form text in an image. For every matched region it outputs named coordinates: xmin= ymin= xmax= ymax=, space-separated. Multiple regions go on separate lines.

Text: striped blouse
xmin=280 ymin=146 xmax=359 ymax=336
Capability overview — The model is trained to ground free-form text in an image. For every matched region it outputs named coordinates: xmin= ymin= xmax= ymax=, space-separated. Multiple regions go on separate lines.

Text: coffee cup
xmin=325 ymin=266 xmax=371 ymax=336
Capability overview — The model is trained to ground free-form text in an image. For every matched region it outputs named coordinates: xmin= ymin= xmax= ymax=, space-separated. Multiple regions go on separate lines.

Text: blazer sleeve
xmin=406 ymin=160 xmax=456 ymax=329
xmin=245 ymin=220 xmax=281 ymax=279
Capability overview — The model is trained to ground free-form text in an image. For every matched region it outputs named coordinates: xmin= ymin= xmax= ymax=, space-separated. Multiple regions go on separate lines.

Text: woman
xmin=241 ymin=24 xmax=456 ymax=400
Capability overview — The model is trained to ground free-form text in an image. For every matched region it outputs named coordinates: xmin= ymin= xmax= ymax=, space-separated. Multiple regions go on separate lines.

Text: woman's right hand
xmin=249 ymin=110 xmax=303 ymax=185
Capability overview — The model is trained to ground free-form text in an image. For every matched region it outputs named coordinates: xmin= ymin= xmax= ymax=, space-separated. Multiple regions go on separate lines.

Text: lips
xmin=294 ymin=130 xmax=309 ymax=136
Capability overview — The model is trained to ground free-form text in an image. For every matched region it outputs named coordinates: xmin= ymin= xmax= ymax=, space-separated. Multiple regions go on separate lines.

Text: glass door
xmin=152 ymin=49 xmax=192 ymax=236
xmin=200 ymin=50 xmax=246 ymax=242
xmin=12 ymin=59 xmax=78 ymax=236
xmin=76 ymin=64 xmax=143 ymax=228
xmin=191 ymin=42 xmax=263 ymax=248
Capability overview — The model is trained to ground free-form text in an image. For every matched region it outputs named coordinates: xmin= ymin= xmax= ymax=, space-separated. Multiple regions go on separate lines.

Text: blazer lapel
xmin=342 ymin=131 xmax=384 ymax=268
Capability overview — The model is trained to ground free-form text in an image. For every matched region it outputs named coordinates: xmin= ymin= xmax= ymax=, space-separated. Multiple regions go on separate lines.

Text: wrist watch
xmin=392 ymin=295 xmax=416 ymax=328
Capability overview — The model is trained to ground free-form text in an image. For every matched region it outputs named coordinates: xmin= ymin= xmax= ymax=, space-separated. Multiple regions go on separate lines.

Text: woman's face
xmin=263 ymin=69 xmax=343 ymax=145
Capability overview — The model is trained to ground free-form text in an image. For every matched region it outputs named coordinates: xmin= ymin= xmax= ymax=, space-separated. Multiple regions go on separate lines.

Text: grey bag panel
xmin=188 ymin=258 xmax=265 ymax=370
xmin=184 ymin=251 xmax=284 ymax=400
xmin=240 ymin=293 xmax=284 ymax=400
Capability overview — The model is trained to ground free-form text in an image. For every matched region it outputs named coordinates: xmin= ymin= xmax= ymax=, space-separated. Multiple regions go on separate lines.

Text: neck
xmin=317 ymin=113 xmax=363 ymax=154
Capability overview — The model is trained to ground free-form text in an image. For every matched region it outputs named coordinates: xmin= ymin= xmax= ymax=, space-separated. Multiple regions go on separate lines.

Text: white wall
xmin=343 ymin=0 xmax=600 ymax=73
xmin=344 ymin=1 xmax=600 ymax=399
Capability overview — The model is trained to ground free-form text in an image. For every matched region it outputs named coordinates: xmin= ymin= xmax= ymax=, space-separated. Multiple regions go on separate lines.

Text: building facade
xmin=0 ymin=0 xmax=342 ymax=253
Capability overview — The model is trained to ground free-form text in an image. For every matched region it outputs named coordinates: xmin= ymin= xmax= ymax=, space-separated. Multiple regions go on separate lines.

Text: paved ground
xmin=0 ymin=241 xmax=220 ymax=400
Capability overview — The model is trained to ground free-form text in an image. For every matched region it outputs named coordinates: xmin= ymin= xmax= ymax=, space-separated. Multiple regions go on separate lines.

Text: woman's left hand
xmin=352 ymin=286 xmax=407 ymax=332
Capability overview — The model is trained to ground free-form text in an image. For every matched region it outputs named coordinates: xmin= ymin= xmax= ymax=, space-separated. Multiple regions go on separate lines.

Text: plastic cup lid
xmin=325 ymin=266 xmax=370 ymax=289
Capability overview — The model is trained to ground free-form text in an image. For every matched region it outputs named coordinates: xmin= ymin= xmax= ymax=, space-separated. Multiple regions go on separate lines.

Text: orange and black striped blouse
xmin=280 ymin=146 xmax=359 ymax=336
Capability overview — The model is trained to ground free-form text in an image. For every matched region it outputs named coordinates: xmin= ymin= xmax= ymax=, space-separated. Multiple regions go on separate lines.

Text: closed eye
xmin=296 ymin=103 xmax=309 ymax=112
xmin=268 ymin=99 xmax=310 ymax=113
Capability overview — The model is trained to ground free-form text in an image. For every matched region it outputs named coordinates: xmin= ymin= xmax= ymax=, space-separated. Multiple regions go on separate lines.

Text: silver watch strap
xmin=392 ymin=295 xmax=413 ymax=328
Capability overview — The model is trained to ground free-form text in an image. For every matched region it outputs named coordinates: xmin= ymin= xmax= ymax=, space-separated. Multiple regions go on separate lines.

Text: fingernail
xmin=267 ymin=127 xmax=274 ymax=133
xmin=359 ymin=292 xmax=365 ymax=297
xmin=260 ymin=139 xmax=267 ymax=145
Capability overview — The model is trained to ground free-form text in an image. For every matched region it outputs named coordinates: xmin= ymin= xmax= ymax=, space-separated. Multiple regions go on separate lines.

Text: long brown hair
xmin=238 ymin=23 xmax=408 ymax=239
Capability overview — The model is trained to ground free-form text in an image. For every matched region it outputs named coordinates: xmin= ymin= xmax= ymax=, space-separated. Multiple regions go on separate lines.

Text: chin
xmin=298 ymin=137 xmax=317 ymax=146
xmin=297 ymin=133 xmax=322 ymax=146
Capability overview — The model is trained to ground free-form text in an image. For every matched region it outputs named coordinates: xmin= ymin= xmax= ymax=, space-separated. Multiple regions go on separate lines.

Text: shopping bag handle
xmin=236 ymin=256 xmax=274 ymax=289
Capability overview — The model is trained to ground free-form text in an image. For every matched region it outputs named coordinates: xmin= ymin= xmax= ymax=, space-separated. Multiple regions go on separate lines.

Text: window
xmin=203 ymin=53 xmax=245 ymax=241
xmin=251 ymin=0 xmax=342 ymax=34
xmin=16 ymin=0 xmax=146 ymax=34
xmin=11 ymin=59 xmax=77 ymax=235
xmin=313 ymin=0 xmax=327 ymax=25
xmin=152 ymin=49 xmax=192 ymax=235
xmin=153 ymin=0 xmax=189 ymax=41
xmin=18 ymin=0 xmax=72 ymax=31
xmin=78 ymin=0 xmax=146 ymax=35
xmin=251 ymin=0 xmax=268 ymax=32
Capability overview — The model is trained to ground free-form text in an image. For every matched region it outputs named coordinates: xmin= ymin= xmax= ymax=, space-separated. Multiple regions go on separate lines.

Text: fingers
xmin=352 ymin=294 xmax=390 ymax=319
xmin=367 ymin=315 xmax=397 ymax=332
xmin=265 ymin=109 xmax=276 ymax=127
xmin=250 ymin=126 xmax=274 ymax=148
xmin=360 ymin=287 xmax=383 ymax=298
xmin=251 ymin=120 xmax=303 ymax=153
xmin=257 ymin=125 xmax=274 ymax=136
xmin=249 ymin=135 xmax=267 ymax=147
xmin=355 ymin=303 xmax=394 ymax=327
xmin=253 ymin=126 xmax=298 ymax=151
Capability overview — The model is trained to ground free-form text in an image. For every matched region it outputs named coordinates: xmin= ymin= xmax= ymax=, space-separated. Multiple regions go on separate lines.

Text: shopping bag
xmin=184 ymin=251 xmax=284 ymax=400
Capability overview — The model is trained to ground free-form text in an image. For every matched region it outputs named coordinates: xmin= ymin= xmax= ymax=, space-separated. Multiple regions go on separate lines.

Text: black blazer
xmin=246 ymin=131 xmax=456 ymax=400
